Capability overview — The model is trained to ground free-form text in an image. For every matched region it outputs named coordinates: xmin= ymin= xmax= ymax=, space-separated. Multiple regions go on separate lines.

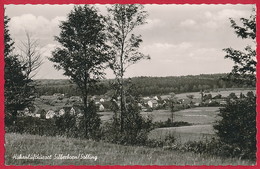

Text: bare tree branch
xmin=17 ymin=31 xmax=44 ymax=79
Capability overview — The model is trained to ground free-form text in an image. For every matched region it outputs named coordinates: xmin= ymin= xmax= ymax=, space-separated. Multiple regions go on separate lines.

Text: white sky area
xmin=5 ymin=4 xmax=255 ymax=79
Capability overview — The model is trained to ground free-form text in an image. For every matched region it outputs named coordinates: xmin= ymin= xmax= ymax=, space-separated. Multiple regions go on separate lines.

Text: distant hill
xmin=34 ymin=73 xmax=253 ymax=97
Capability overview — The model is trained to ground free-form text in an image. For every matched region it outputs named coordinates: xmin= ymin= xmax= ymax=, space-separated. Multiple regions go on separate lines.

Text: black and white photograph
xmin=3 ymin=3 xmax=256 ymax=165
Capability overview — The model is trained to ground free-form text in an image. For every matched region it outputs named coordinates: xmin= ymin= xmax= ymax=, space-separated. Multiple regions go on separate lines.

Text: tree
xmin=18 ymin=31 xmax=43 ymax=80
xmin=223 ymin=9 xmax=256 ymax=86
xmin=106 ymin=4 xmax=150 ymax=131
xmin=214 ymin=10 xmax=256 ymax=159
xmin=49 ymin=5 xmax=109 ymax=138
xmin=214 ymin=93 xmax=256 ymax=159
xmin=5 ymin=56 xmax=34 ymax=125
xmin=4 ymin=15 xmax=34 ymax=125
xmin=4 ymin=15 xmax=14 ymax=57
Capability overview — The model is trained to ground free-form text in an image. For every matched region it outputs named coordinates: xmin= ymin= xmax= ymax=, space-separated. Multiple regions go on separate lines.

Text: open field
xmin=99 ymin=107 xmax=220 ymax=144
xmin=148 ymin=125 xmax=216 ymax=143
xmin=161 ymin=88 xmax=255 ymax=100
xmin=5 ymin=133 xmax=255 ymax=165
xmin=143 ymin=107 xmax=220 ymax=143
xmin=99 ymin=107 xmax=220 ymax=124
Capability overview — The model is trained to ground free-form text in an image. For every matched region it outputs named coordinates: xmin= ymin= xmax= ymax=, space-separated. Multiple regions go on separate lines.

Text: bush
xmin=6 ymin=117 xmax=57 ymax=136
xmin=6 ymin=101 xmax=101 ymax=141
xmin=101 ymin=102 xmax=153 ymax=145
xmin=214 ymin=91 xmax=256 ymax=159
xmin=153 ymin=119 xmax=192 ymax=128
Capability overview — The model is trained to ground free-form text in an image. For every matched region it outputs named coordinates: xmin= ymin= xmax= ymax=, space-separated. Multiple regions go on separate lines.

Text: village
xmin=19 ymin=90 xmax=231 ymax=121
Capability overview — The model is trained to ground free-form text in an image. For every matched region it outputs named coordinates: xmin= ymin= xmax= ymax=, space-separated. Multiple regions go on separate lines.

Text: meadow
xmin=5 ymin=133 xmax=255 ymax=165
xmin=163 ymin=89 xmax=256 ymax=100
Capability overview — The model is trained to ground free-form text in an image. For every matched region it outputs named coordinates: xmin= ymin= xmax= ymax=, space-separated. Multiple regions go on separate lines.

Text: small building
xmin=35 ymin=114 xmax=41 ymax=118
xmin=99 ymin=104 xmax=105 ymax=112
xmin=70 ymin=107 xmax=76 ymax=115
xmin=46 ymin=110 xmax=55 ymax=119
xmin=147 ymin=100 xmax=158 ymax=108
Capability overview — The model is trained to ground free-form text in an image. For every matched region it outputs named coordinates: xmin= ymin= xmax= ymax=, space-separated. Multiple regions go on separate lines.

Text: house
xmin=153 ymin=96 xmax=159 ymax=100
xmin=95 ymin=102 xmax=105 ymax=112
xmin=147 ymin=100 xmax=158 ymax=108
xmin=35 ymin=114 xmax=41 ymax=118
xmin=100 ymin=98 xmax=105 ymax=103
xmin=46 ymin=110 xmax=55 ymax=119
xmin=99 ymin=104 xmax=105 ymax=112
xmin=70 ymin=107 xmax=76 ymax=115
xmin=69 ymin=96 xmax=82 ymax=102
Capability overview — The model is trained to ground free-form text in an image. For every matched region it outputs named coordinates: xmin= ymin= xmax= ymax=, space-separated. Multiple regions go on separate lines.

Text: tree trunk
xmin=120 ymin=77 xmax=124 ymax=132
xmin=83 ymin=75 xmax=89 ymax=138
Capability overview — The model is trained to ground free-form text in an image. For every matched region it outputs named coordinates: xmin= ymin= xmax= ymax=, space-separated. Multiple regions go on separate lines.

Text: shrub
xmin=101 ymin=102 xmax=153 ymax=145
xmin=6 ymin=116 xmax=57 ymax=136
xmin=214 ymin=91 xmax=256 ymax=159
xmin=153 ymin=119 xmax=192 ymax=128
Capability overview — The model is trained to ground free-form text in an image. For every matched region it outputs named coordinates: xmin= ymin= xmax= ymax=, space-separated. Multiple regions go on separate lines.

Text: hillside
xmin=5 ymin=133 xmax=255 ymax=165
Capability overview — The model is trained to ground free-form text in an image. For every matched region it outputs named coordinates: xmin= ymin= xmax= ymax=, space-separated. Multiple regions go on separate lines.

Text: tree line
xmin=35 ymin=73 xmax=254 ymax=97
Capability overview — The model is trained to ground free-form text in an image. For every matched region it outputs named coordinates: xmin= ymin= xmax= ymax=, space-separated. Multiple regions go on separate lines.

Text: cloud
xmin=9 ymin=14 xmax=66 ymax=39
xmin=143 ymin=42 xmax=192 ymax=52
xmin=187 ymin=48 xmax=218 ymax=60
xmin=180 ymin=19 xmax=196 ymax=27
xmin=139 ymin=18 xmax=164 ymax=30
xmin=33 ymin=43 xmax=66 ymax=79
xmin=207 ymin=9 xmax=250 ymax=21
xmin=202 ymin=8 xmax=252 ymax=29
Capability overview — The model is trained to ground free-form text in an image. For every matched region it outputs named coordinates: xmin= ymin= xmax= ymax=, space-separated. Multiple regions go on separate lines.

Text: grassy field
xmin=141 ymin=107 xmax=220 ymax=124
xmin=148 ymin=125 xmax=216 ymax=143
xmin=5 ymin=133 xmax=255 ymax=165
xmin=144 ymin=107 xmax=220 ymax=143
xmin=169 ymin=88 xmax=255 ymax=100
xmin=100 ymin=107 xmax=220 ymax=124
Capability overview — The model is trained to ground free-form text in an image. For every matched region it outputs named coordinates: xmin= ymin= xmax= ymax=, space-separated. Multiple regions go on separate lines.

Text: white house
xmin=147 ymin=100 xmax=158 ymax=108
xmin=99 ymin=104 xmax=105 ymax=112
xmin=70 ymin=107 xmax=76 ymax=115
xmin=35 ymin=114 xmax=41 ymax=118
xmin=46 ymin=110 xmax=55 ymax=119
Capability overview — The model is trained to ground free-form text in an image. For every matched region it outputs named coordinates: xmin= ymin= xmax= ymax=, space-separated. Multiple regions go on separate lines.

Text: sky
xmin=5 ymin=4 xmax=255 ymax=79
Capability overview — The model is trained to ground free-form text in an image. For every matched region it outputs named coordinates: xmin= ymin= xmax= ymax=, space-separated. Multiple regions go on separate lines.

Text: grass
xmin=148 ymin=125 xmax=216 ymax=144
xmin=169 ymin=89 xmax=256 ymax=100
xmin=5 ymin=133 xmax=255 ymax=166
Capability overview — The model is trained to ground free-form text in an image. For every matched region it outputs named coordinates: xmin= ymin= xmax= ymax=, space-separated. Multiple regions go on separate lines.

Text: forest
xmin=35 ymin=73 xmax=254 ymax=97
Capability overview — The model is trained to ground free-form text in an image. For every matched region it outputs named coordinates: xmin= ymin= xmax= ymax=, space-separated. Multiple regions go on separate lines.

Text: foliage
xmin=34 ymin=74 xmax=252 ymax=97
xmin=106 ymin=4 xmax=150 ymax=131
xmin=4 ymin=15 xmax=14 ymax=57
xmin=5 ymin=116 xmax=57 ymax=136
xmin=49 ymin=5 xmax=108 ymax=138
xmin=4 ymin=15 xmax=35 ymax=126
xmin=213 ymin=92 xmax=256 ymax=159
xmin=84 ymin=101 xmax=102 ymax=140
xmin=153 ymin=119 xmax=192 ymax=128
xmin=102 ymin=92 xmax=153 ymax=145
xmin=166 ymin=138 xmax=255 ymax=160
xmin=223 ymin=10 xmax=256 ymax=86
xmin=107 ymin=4 xmax=150 ymax=77
xmin=100 ymin=79 xmax=153 ymax=145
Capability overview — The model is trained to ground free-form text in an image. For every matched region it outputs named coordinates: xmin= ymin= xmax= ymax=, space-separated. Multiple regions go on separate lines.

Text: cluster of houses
xmin=19 ymin=91 xmax=228 ymax=119
xmin=21 ymin=105 xmax=84 ymax=119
